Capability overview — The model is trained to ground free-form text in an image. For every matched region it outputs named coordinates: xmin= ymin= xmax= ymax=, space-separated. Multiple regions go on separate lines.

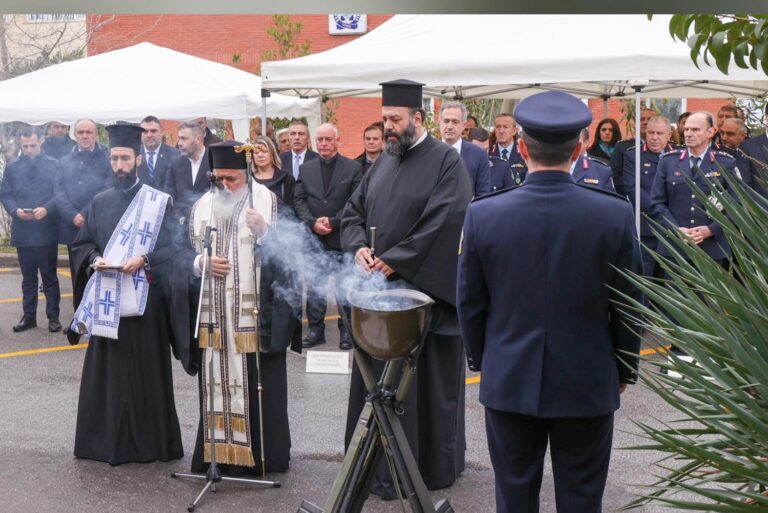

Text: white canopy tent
xmin=262 ymin=14 xmax=768 ymax=237
xmin=262 ymin=14 xmax=768 ymax=100
xmin=0 ymin=42 xmax=321 ymax=140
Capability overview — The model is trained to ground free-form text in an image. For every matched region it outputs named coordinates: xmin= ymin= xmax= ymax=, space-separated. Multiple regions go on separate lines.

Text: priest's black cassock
xmin=71 ymin=181 xmax=184 ymax=465
xmin=341 ymin=132 xmax=473 ymax=497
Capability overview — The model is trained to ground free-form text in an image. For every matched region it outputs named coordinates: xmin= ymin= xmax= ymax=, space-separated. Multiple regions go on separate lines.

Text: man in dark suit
xmin=41 ymin=122 xmax=76 ymax=160
xmin=194 ymin=117 xmax=222 ymax=146
xmin=0 ymin=127 xmax=62 ymax=333
xmin=280 ymin=119 xmax=318 ymax=181
xmin=165 ymin=122 xmax=210 ymax=222
xmin=739 ymin=108 xmax=768 ymax=197
xmin=440 ymin=101 xmax=491 ymax=196
xmin=293 ymin=123 xmax=362 ymax=350
xmin=571 ymin=129 xmax=615 ymax=192
xmin=457 ymin=90 xmax=642 ymax=513
xmin=138 ymin=116 xmax=179 ymax=189
xmin=354 ymin=122 xmax=384 ymax=173
xmin=55 ymin=119 xmax=112 ymax=309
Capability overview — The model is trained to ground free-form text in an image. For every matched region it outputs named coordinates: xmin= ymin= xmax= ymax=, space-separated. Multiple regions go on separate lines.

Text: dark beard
xmin=385 ymin=119 xmax=416 ymax=157
xmin=113 ymin=168 xmax=137 ymax=190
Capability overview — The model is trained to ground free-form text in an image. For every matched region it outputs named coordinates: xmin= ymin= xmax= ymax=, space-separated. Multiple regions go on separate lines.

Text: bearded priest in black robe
xmin=341 ymin=79 xmax=474 ymax=498
xmin=68 ymin=123 xmax=184 ymax=465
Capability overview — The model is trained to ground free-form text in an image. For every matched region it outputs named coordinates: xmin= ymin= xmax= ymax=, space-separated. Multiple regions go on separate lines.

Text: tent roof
xmin=262 ymin=15 xmax=768 ymax=100
xmin=0 ymin=42 xmax=319 ymax=124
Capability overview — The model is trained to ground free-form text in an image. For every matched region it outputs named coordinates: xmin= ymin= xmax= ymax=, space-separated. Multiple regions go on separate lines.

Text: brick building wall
xmin=86 ymin=14 xmax=392 ymax=157
xmin=86 ymin=15 xmax=736 ymax=157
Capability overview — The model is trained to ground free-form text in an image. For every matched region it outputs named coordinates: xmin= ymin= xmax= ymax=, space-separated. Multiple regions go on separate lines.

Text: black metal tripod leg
xmin=378 ymin=401 xmax=438 ymax=512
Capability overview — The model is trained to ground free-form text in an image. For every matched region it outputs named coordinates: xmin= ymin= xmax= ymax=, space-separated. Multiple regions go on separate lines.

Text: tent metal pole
xmin=634 ymin=86 xmax=643 ymax=238
xmin=261 ymin=89 xmax=270 ymax=140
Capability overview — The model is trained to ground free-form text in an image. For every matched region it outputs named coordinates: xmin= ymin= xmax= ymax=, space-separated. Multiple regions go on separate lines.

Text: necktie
xmin=691 ymin=156 xmax=701 ymax=174
xmin=501 ymin=148 xmax=509 ymax=161
xmin=293 ymin=153 xmax=302 ymax=179
xmin=147 ymin=151 xmax=156 ymax=179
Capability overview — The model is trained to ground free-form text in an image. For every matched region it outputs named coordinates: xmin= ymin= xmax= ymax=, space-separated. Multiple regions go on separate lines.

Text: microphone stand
xmin=171 ymin=173 xmax=279 ymax=513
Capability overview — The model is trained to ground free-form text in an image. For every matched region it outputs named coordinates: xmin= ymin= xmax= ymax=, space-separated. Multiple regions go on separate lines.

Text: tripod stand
xmin=171 ymin=182 xmax=279 ymax=512
xmin=297 ymin=296 xmax=454 ymax=513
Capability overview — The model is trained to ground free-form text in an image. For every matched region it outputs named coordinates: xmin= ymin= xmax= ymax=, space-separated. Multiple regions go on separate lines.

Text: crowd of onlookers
xmin=1 ymin=100 xmax=766 ymax=336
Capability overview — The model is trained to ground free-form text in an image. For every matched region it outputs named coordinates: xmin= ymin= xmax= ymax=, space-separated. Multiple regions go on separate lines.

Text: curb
xmin=0 ymin=252 xmax=69 ymax=269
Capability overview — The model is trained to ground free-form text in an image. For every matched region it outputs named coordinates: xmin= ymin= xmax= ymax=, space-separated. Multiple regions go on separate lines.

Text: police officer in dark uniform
xmin=572 ymin=128 xmax=615 ymax=192
xmin=457 ymin=91 xmax=642 ymax=513
xmin=623 ymin=116 xmax=677 ymax=278
xmin=0 ymin=127 xmax=62 ymax=332
xmin=650 ymin=111 xmax=740 ymax=267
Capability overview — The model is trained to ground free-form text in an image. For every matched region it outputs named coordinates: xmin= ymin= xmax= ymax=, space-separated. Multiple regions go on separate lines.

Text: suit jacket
xmin=650 ymin=146 xmax=738 ymax=260
xmin=456 ymin=140 xmax=491 ymax=196
xmin=165 ymin=149 xmax=211 ymax=221
xmin=138 ymin=143 xmax=180 ymax=190
xmin=739 ymin=134 xmax=768 ymax=196
xmin=203 ymin=128 xmax=222 ymax=147
xmin=572 ymin=155 xmax=615 ymax=192
xmin=457 ymin=171 xmax=641 ymax=418
xmin=280 ymin=149 xmax=319 ymax=181
xmin=293 ymin=154 xmax=362 ymax=250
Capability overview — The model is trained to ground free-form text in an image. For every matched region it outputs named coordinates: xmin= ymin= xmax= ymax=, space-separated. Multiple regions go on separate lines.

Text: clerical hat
xmin=106 ymin=123 xmax=143 ymax=153
xmin=514 ymin=91 xmax=592 ymax=143
xmin=208 ymin=140 xmax=248 ymax=170
xmin=380 ymin=79 xmax=424 ymax=108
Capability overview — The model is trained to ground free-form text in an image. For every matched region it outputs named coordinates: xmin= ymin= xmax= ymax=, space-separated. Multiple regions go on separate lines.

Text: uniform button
xmin=690 ymin=220 xmax=695 ymax=224
xmin=691 ymin=194 xmax=695 ymax=198
xmin=691 ymin=207 xmax=695 ymax=211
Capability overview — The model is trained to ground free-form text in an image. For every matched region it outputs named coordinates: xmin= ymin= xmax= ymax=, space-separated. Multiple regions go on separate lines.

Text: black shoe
xmin=302 ymin=330 xmax=326 ymax=349
xmin=339 ymin=331 xmax=353 ymax=350
xmin=66 ymin=327 xmax=81 ymax=346
xmin=12 ymin=317 xmax=36 ymax=332
xmin=48 ymin=319 xmax=62 ymax=333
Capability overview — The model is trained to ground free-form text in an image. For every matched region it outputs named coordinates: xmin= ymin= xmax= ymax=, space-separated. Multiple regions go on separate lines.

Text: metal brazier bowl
xmin=346 ymin=289 xmax=434 ymax=361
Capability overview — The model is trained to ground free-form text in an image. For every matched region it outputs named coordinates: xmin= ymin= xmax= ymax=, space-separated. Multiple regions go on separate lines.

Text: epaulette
xmin=575 ymin=183 xmax=629 ymax=202
xmin=660 ymin=148 xmax=684 ymax=157
xmin=586 ymin=155 xmax=610 ymax=166
xmin=714 ymin=150 xmax=736 ymax=159
xmin=624 ymin=145 xmax=637 ymax=153
xmin=471 ymin=184 xmax=522 ymax=202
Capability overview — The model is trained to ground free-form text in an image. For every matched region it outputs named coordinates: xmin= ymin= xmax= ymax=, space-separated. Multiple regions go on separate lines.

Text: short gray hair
xmin=178 ymin=122 xmax=205 ymax=138
xmin=647 ymin=116 xmax=672 ymax=131
xmin=722 ymin=117 xmax=748 ymax=135
xmin=440 ymin=101 xmax=468 ymax=121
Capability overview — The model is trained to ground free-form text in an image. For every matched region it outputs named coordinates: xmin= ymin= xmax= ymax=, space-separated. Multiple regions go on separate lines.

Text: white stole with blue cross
xmin=71 ymin=184 xmax=170 ymax=340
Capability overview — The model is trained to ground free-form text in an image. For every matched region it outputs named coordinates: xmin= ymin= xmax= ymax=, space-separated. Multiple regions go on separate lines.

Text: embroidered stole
xmin=189 ymin=183 xmax=276 ymax=466
xmin=71 ymin=185 xmax=169 ymax=340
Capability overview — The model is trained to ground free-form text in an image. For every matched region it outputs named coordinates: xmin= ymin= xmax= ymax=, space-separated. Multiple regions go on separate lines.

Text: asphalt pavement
xmin=0 ymin=265 xmax=675 ymax=513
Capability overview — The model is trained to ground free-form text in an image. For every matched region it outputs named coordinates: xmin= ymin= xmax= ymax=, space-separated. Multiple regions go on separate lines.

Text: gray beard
xmin=213 ymin=186 xmax=247 ymax=222
xmin=385 ymin=120 xmax=417 ymax=157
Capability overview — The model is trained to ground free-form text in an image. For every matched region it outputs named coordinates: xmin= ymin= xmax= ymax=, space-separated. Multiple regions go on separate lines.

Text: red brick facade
xmin=86 ymin=15 xmax=734 ymax=156
xmin=86 ymin=15 xmax=392 ymax=157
